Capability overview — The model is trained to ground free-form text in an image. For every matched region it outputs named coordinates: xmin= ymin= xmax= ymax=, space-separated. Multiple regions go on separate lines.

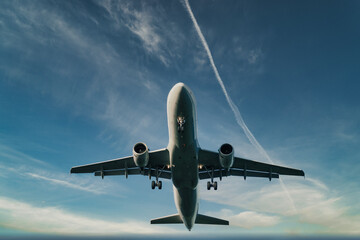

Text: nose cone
xmin=174 ymin=82 xmax=186 ymax=88
xmin=171 ymin=82 xmax=191 ymax=100
xmin=168 ymin=82 xmax=193 ymax=107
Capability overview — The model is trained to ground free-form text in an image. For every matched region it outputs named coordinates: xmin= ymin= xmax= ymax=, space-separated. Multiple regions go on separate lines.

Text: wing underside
xmin=70 ymin=148 xmax=171 ymax=179
xmin=198 ymin=149 xmax=304 ymax=180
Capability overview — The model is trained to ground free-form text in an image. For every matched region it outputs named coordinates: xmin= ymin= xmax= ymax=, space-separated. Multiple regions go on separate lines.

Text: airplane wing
xmin=70 ymin=148 xmax=171 ymax=179
xmin=198 ymin=149 xmax=304 ymax=180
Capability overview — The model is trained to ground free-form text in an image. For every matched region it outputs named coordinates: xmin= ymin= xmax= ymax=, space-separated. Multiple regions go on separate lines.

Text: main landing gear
xmin=207 ymin=181 xmax=217 ymax=190
xmin=150 ymin=166 xmax=164 ymax=190
xmin=151 ymin=180 xmax=162 ymax=190
xmin=204 ymin=166 xmax=218 ymax=190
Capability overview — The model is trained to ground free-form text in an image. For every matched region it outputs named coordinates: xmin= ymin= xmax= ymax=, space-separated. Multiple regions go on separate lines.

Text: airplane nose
xmin=176 ymin=83 xmax=190 ymax=100
xmin=179 ymin=86 xmax=188 ymax=99
xmin=167 ymin=82 xmax=194 ymax=115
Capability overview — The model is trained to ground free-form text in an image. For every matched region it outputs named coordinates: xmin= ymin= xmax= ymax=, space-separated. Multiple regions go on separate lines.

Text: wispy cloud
xmin=98 ymin=1 xmax=166 ymax=63
xmin=26 ymin=173 xmax=105 ymax=195
xmin=0 ymin=1 xmax=169 ymax=144
xmin=0 ymin=1 xmax=117 ymax=67
xmin=96 ymin=0 xmax=184 ymax=67
xmin=0 ymin=144 xmax=47 ymax=166
xmin=0 ymin=196 xmax=176 ymax=235
xmin=123 ymin=7 xmax=167 ymax=65
xmin=206 ymin=209 xmax=280 ymax=229
xmin=200 ymin=177 xmax=360 ymax=234
xmin=235 ymin=47 xmax=263 ymax=65
xmin=0 ymin=143 xmax=118 ymax=196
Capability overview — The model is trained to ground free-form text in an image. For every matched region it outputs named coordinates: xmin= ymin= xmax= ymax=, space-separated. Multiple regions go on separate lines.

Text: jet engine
xmin=219 ymin=143 xmax=234 ymax=170
xmin=133 ymin=142 xmax=149 ymax=168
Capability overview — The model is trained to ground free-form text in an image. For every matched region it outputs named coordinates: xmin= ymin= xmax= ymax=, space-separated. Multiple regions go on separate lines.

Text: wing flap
xmin=94 ymin=168 xmax=172 ymax=179
xmin=233 ymin=157 xmax=305 ymax=176
xmin=70 ymin=148 xmax=170 ymax=178
xmin=198 ymin=148 xmax=304 ymax=180
xmin=199 ymin=169 xmax=279 ymax=180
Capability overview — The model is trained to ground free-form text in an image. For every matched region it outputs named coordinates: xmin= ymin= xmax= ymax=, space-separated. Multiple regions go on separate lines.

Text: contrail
xmin=183 ymin=0 xmax=297 ymax=213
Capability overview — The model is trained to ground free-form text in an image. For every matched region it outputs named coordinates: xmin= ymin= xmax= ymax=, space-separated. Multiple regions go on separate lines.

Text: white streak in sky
xmin=26 ymin=173 xmax=105 ymax=195
xmin=0 ymin=196 xmax=176 ymax=234
xmin=183 ymin=0 xmax=297 ymax=213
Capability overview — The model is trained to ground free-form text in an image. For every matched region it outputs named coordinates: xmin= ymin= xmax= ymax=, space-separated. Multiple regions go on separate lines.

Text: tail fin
xmin=151 ymin=214 xmax=183 ymax=224
xmin=195 ymin=214 xmax=229 ymax=225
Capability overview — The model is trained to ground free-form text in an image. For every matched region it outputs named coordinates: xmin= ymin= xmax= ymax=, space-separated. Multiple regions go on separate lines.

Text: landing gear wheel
xmin=158 ymin=181 xmax=162 ymax=190
xmin=151 ymin=180 xmax=155 ymax=189
xmin=207 ymin=181 xmax=211 ymax=190
xmin=213 ymin=181 xmax=218 ymax=190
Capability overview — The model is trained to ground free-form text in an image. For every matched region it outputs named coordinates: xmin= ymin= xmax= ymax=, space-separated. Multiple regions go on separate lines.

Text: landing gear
xmin=151 ymin=180 xmax=162 ymax=190
xmin=204 ymin=166 xmax=219 ymax=190
xmin=150 ymin=166 xmax=164 ymax=190
xmin=207 ymin=181 xmax=218 ymax=190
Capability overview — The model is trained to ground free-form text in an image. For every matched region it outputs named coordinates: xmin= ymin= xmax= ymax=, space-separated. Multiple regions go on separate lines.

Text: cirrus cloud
xmin=0 ymin=196 xmax=177 ymax=235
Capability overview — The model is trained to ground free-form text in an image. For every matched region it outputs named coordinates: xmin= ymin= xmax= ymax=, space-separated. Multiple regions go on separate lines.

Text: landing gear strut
xmin=204 ymin=166 xmax=218 ymax=190
xmin=150 ymin=166 xmax=164 ymax=190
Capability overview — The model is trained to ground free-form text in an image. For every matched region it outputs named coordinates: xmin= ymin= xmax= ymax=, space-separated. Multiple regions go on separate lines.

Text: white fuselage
xmin=166 ymin=83 xmax=199 ymax=230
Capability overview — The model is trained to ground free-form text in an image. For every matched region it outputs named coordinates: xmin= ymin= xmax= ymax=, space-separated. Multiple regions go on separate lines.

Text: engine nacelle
xmin=133 ymin=142 xmax=149 ymax=168
xmin=219 ymin=143 xmax=234 ymax=169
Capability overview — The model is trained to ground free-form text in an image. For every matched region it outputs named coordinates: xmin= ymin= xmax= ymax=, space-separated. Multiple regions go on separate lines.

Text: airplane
xmin=70 ymin=82 xmax=305 ymax=231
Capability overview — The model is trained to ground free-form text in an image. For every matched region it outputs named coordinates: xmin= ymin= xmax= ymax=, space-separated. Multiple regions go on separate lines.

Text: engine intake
xmin=133 ymin=142 xmax=149 ymax=168
xmin=219 ymin=143 xmax=234 ymax=170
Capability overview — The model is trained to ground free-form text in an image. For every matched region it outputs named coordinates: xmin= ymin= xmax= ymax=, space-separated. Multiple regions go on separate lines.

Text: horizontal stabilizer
xmin=195 ymin=214 xmax=229 ymax=225
xmin=151 ymin=214 xmax=183 ymax=224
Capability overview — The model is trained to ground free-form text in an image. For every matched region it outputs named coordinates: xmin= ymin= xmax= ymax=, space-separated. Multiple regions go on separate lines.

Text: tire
xmin=158 ymin=181 xmax=162 ymax=190
xmin=213 ymin=181 xmax=218 ymax=190
xmin=151 ymin=181 xmax=155 ymax=189
xmin=207 ymin=181 xmax=211 ymax=190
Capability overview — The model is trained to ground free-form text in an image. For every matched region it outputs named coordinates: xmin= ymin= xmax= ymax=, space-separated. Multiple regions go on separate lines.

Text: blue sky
xmin=1 ymin=0 xmax=360 ymax=237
